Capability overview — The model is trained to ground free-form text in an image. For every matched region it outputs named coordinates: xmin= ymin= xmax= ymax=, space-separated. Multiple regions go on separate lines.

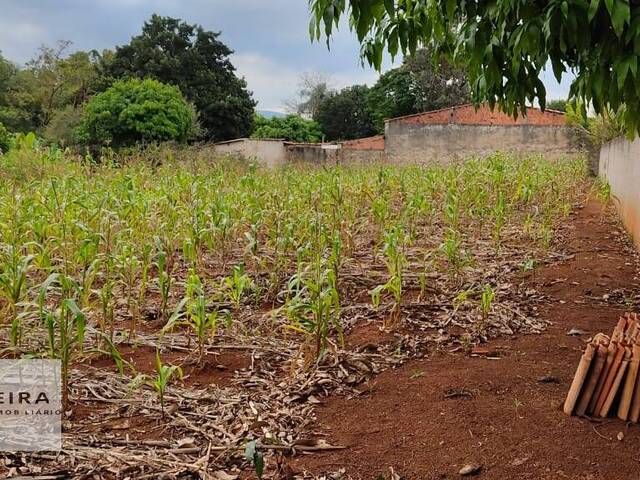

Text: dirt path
xmin=294 ymin=199 xmax=640 ymax=480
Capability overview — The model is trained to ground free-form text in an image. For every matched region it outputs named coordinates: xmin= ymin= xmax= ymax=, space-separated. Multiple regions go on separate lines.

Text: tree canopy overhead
xmin=309 ymin=0 xmax=640 ymax=135
xmin=105 ymin=14 xmax=256 ymax=141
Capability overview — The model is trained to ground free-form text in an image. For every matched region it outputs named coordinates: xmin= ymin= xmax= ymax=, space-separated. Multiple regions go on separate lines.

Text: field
xmin=1 ymin=142 xmax=632 ymax=478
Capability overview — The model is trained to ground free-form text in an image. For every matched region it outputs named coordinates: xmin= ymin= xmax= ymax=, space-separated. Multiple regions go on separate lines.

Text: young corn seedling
xmin=221 ymin=264 xmax=254 ymax=310
xmin=163 ymin=270 xmax=220 ymax=359
xmin=155 ymin=239 xmax=173 ymax=320
xmin=38 ymin=274 xmax=86 ymax=410
xmin=116 ymin=245 xmax=140 ymax=339
xmin=283 ymin=204 xmax=342 ymax=363
xmin=370 ymin=226 xmax=407 ymax=329
xmin=150 ymin=349 xmax=183 ymax=418
xmin=0 ymin=246 xmax=33 ymax=344
xmin=480 ymin=284 xmax=495 ymax=321
xmin=492 ymin=190 xmax=507 ymax=250
xmin=439 ymin=228 xmax=468 ymax=277
xmin=285 ymin=252 xmax=341 ymax=362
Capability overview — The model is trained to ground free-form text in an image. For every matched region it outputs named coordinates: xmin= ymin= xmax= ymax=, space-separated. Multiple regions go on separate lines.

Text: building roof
xmin=385 ymin=103 xmax=566 ymax=126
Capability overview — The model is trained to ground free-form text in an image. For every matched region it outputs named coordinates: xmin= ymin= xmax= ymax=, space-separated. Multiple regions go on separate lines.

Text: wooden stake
xmin=617 ymin=344 xmax=640 ymax=420
xmin=563 ymin=343 xmax=596 ymax=416
xmin=575 ymin=343 xmax=608 ymax=417
xmin=600 ymin=347 xmax=631 ymax=417
xmin=594 ymin=343 xmax=625 ymax=415
xmin=588 ymin=341 xmax=617 ymax=414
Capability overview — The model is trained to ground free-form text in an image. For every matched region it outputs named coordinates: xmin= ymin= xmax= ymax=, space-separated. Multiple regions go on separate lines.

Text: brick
xmin=387 ymin=104 xmax=566 ymax=127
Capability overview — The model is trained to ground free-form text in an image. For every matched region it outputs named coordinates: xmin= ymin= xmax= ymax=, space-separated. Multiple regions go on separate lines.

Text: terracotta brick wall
xmin=340 ymin=135 xmax=385 ymax=151
xmin=390 ymin=104 xmax=566 ymax=126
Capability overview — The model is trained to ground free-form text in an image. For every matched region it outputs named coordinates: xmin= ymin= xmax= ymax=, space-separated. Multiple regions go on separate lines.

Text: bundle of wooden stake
xmin=564 ymin=313 xmax=640 ymax=421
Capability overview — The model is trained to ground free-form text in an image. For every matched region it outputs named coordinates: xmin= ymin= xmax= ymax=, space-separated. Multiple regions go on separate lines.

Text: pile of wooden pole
xmin=563 ymin=313 xmax=640 ymax=421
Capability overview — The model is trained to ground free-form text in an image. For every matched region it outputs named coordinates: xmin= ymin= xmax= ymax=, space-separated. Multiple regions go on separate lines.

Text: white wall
xmin=599 ymin=136 xmax=640 ymax=248
xmin=211 ymin=139 xmax=287 ymax=168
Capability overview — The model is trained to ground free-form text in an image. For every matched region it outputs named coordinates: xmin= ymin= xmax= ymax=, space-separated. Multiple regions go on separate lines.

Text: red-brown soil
xmin=85 ymin=345 xmax=249 ymax=388
xmin=294 ymin=200 xmax=640 ymax=480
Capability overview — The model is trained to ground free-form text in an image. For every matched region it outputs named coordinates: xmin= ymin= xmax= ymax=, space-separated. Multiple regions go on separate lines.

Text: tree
xmin=547 ymin=99 xmax=568 ymax=112
xmin=0 ymin=122 xmax=12 ymax=153
xmin=406 ymin=48 xmax=469 ymax=111
xmin=0 ymin=52 xmax=38 ymax=132
xmin=309 ymin=0 xmax=640 ymax=135
xmin=285 ymin=72 xmax=334 ymax=118
xmin=367 ymin=49 xmax=469 ymax=130
xmin=251 ymin=114 xmax=323 ymax=142
xmin=78 ymin=78 xmax=193 ymax=147
xmin=44 ymin=105 xmax=85 ymax=146
xmin=314 ymin=85 xmax=377 ymax=140
xmin=27 ymin=41 xmax=99 ymax=127
xmin=367 ymin=68 xmax=419 ymax=131
xmin=104 ymin=14 xmax=255 ymax=141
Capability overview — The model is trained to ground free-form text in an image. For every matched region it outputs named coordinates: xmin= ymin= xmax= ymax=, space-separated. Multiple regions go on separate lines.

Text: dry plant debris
xmin=0 ymin=148 xmax=590 ymax=478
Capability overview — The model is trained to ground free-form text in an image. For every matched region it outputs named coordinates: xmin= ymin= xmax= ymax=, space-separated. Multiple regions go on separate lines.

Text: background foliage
xmin=0 ymin=122 xmax=12 ymax=153
xmin=103 ymin=15 xmax=256 ymax=142
xmin=314 ymin=85 xmax=377 ymax=140
xmin=251 ymin=114 xmax=324 ymax=143
xmin=78 ymin=78 xmax=193 ymax=147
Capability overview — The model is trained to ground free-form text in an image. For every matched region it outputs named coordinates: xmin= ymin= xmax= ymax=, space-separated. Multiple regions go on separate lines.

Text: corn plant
xmin=439 ymin=228 xmax=468 ymax=276
xmin=163 ymin=270 xmax=221 ymax=358
xmin=38 ymin=274 xmax=86 ymax=409
xmin=492 ymin=190 xmax=507 ymax=249
xmin=155 ymin=238 xmax=173 ymax=320
xmin=480 ymin=284 xmax=495 ymax=321
xmin=371 ymin=226 xmax=407 ymax=328
xmin=221 ymin=264 xmax=254 ymax=309
xmin=0 ymin=246 xmax=33 ymax=331
xmin=149 ymin=349 xmax=183 ymax=417
xmin=283 ymin=206 xmax=342 ymax=362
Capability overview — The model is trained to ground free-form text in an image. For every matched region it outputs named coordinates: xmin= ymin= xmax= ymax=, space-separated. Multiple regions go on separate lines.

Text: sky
xmin=0 ymin=0 xmax=572 ymax=112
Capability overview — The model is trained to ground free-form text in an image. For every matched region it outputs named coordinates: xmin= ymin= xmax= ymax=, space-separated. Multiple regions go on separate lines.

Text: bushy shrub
xmin=78 ymin=78 xmax=193 ymax=147
xmin=251 ymin=114 xmax=323 ymax=143
xmin=44 ymin=105 xmax=85 ymax=146
xmin=0 ymin=122 xmax=12 ymax=153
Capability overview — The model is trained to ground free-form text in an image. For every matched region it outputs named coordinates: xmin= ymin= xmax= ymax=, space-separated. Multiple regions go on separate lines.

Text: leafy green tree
xmin=78 ymin=78 xmax=193 ymax=146
xmin=104 ymin=14 xmax=256 ymax=141
xmin=309 ymin=0 xmax=640 ymax=135
xmin=314 ymin=85 xmax=377 ymax=140
xmin=251 ymin=114 xmax=323 ymax=143
xmin=0 ymin=53 xmax=38 ymax=132
xmin=44 ymin=105 xmax=85 ymax=146
xmin=367 ymin=69 xmax=419 ymax=131
xmin=405 ymin=49 xmax=469 ymax=109
xmin=367 ymin=49 xmax=468 ymax=130
xmin=26 ymin=42 xmax=99 ymax=127
xmin=547 ymin=99 xmax=568 ymax=112
xmin=0 ymin=122 xmax=12 ymax=153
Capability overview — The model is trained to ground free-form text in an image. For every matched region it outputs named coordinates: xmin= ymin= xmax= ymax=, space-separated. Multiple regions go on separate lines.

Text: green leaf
xmin=254 ymin=451 xmax=264 ymax=478
xmin=588 ymin=0 xmax=601 ymax=20
xmin=610 ymin=0 xmax=630 ymax=37
xmin=384 ymin=0 xmax=395 ymax=17
xmin=446 ymin=0 xmax=457 ymax=20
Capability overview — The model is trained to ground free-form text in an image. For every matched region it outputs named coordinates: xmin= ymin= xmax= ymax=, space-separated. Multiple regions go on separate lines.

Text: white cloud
xmin=0 ymin=19 xmax=48 ymax=62
xmin=233 ymin=52 xmax=387 ymax=112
